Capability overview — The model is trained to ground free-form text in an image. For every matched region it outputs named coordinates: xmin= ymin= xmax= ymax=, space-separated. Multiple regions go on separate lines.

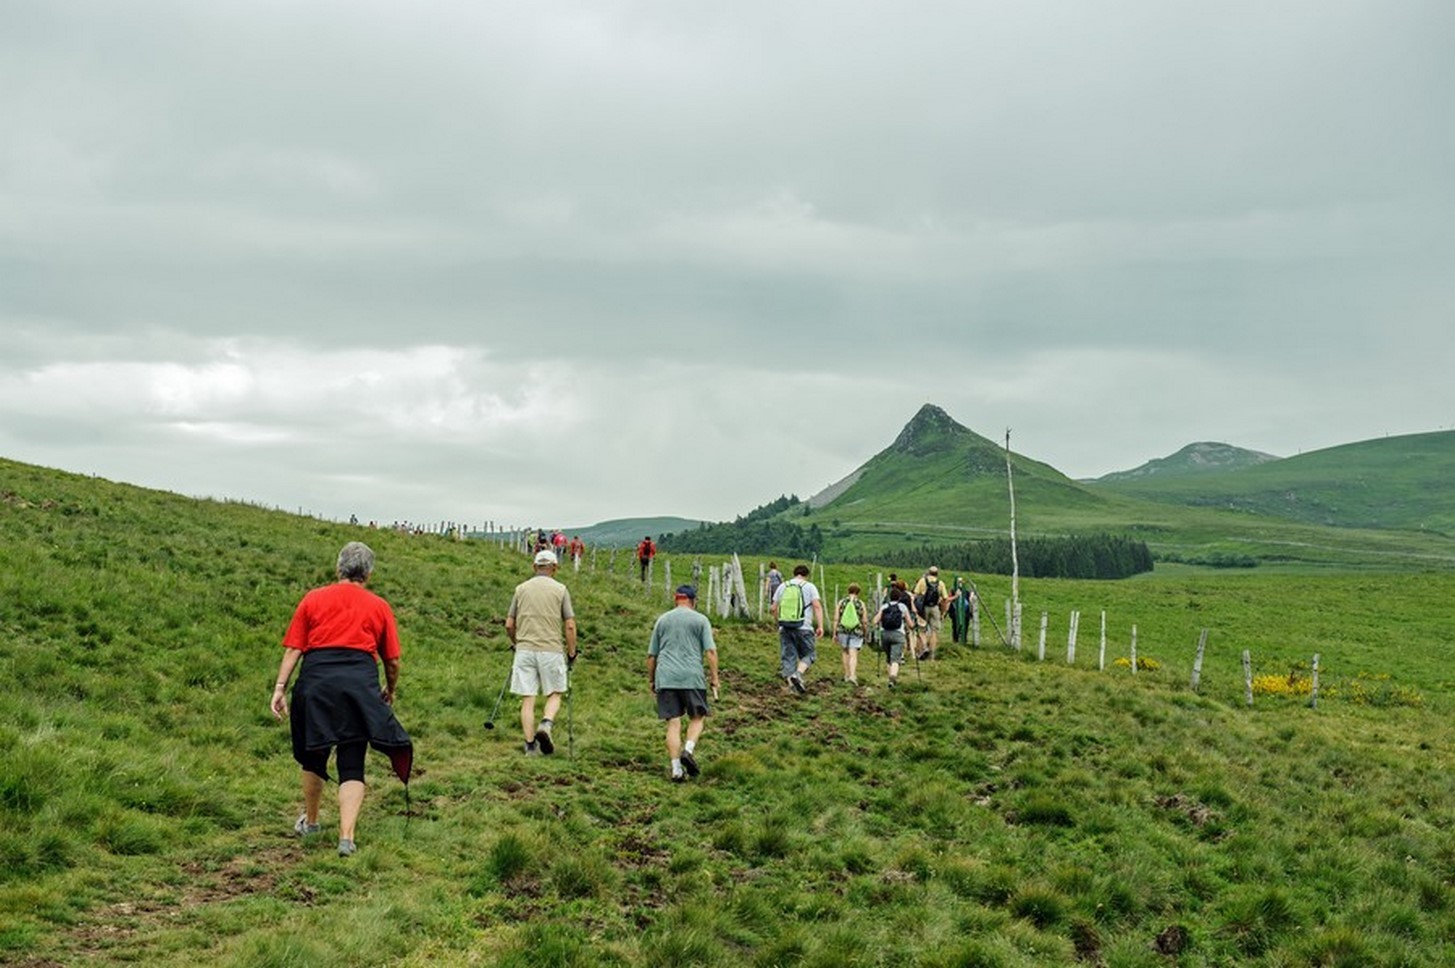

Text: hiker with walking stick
xmin=505 ymin=550 xmax=577 ymax=756
xmin=647 ymin=584 xmax=719 ymax=782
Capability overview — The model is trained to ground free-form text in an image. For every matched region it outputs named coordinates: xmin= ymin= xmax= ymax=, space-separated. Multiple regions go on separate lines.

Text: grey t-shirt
xmin=648 ymin=605 xmax=716 ymax=690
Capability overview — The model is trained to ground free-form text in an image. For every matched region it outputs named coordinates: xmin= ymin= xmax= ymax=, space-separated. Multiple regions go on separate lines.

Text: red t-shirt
xmin=283 ymin=581 xmax=401 ymax=661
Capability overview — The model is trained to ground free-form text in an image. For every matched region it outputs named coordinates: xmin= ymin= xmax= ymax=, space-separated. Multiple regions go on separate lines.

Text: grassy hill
xmin=1090 ymin=442 xmax=1282 ymax=484
xmin=6 ymin=455 xmax=1455 ymax=965
xmin=1090 ymin=431 xmax=1455 ymax=534
xmin=567 ymin=517 xmax=706 ymax=549
xmin=791 ymin=407 xmax=1455 ymax=570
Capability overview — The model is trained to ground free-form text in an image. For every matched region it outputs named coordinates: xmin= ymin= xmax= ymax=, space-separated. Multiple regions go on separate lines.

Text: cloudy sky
xmin=3 ymin=1 xmax=1452 ymax=530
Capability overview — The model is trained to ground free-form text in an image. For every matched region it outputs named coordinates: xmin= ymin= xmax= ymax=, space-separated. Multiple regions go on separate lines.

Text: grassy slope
xmin=1090 ymin=431 xmax=1455 ymax=534
xmin=5 ymin=458 xmax=1455 ymax=966
xmin=801 ymin=417 xmax=1455 ymax=570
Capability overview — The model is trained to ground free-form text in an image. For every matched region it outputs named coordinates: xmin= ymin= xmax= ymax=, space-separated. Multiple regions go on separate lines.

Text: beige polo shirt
xmin=508 ymin=574 xmax=575 ymax=653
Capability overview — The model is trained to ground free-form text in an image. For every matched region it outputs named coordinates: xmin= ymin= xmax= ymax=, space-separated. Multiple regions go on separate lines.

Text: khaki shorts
xmin=511 ymin=650 xmax=568 ymax=696
xmin=922 ymin=606 xmax=943 ymax=632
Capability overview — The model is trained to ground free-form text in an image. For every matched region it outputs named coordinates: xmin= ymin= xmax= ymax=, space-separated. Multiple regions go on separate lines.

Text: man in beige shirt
xmin=506 ymin=550 xmax=578 ymax=755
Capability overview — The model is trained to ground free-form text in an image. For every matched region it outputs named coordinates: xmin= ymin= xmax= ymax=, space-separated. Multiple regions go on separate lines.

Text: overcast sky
xmin=2 ymin=1 xmax=1452 ymax=530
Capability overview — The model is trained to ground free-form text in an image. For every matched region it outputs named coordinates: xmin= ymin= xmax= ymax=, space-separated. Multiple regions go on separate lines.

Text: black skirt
xmin=290 ymin=648 xmax=413 ymax=784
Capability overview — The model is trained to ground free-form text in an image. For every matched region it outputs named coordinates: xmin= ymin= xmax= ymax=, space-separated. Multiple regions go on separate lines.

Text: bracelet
xmin=274 ymin=682 xmax=287 ymax=690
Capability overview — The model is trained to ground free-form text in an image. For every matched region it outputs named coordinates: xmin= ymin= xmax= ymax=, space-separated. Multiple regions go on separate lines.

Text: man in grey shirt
xmin=647 ymin=584 xmax=720 ymax=782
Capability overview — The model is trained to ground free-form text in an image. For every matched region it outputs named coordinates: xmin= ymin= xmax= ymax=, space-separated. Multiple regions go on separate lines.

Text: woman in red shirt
xmin=271 ymin=542 xmax=412 ymax=857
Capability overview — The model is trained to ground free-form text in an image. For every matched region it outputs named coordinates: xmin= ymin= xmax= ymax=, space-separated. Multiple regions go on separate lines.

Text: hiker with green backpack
xmin=833 ymin=583 xmax=869 ymax=686
xmin=771 ymin=564 xmax=825 ymax=693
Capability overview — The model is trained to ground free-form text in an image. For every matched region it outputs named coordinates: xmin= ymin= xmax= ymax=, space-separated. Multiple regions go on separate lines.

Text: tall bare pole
xmin=1005 ymin=428 xmax=1021 ymax=640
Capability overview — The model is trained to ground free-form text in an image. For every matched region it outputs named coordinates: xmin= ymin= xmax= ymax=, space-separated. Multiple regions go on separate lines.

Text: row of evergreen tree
xmin=658 ymin=496 xmax=827 ymax=556
xmin=878 ymin=534 xmax=1154 ymax=580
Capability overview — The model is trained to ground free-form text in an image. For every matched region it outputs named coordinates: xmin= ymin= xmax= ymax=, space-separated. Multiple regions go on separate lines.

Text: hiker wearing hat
xmin=646 ymin=584 xmax=719 ymax=782
xmin=506 ymin=549 xmax=578 ymax=755
xmin=912 ymin=566 xmax=951 ymax=660
xmin=271 ymin=542 xmax=413 ymax=857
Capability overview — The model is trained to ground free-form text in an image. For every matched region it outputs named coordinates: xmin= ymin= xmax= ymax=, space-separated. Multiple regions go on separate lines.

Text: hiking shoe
xmin=917 ymin=649 xmax=931 ymax=661
xmin=338 ymin=838 xmax=356 ymax=857
xmin=294 ymin=814 xmax=320 ymax=837
xmin=888 ymin=677 xmax=898 ymax=689
xmin=671 ymin=771 xmax=686 ymax=783
xmin=847 ymin=677 xmax=858 ymax=686
xmin=681 ymin=749 xmax=699 ymax=778
xmin=789 ymin=673 xmax=806 ymax=694
xmin=534 ymin=723 xmax=555 ymax=755
xmin=523 ymin=741 xmax=540 ymax=756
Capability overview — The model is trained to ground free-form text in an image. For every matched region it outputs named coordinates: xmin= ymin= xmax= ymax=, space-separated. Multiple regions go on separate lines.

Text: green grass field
xmin=6 ymin=457 xmax=1455 ymax=966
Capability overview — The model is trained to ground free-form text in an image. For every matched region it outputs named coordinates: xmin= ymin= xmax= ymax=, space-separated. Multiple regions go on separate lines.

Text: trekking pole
xmin=482 ymin=657 xmax=512 ymax=731
xmin=965 ymin=578 xmax=1010 ymax=647
xmin=912 ymin=637 xmax=923 ymax=684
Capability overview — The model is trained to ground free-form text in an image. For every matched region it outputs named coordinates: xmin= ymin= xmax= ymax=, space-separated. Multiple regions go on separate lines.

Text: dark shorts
xmin=657 ymin=688 xmax=711 ymax=721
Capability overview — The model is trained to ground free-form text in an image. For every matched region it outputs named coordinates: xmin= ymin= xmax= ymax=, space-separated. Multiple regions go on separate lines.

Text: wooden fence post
xmin=1310 ymin=653 xmax=1321 ymax=709
xmin=1067 ymin=610 xmax=1080 ymax=665
xmin=664 ymin=561 xmax=673 ymax=601
xmin=972 ymin=595 xmax=981 ymax=647
xmin=1013 ymin=602 xmax=1023 ymax=650
xmin=1242 ymin=650 xmax=1254 ymax=706
xmin=757 ymin=563 xmax=765 ymax=619
xmin=1130 ymin=625 xmax=1138 ymax=675
xmin=1191 ymin=628 xmax=1209 ymax=692
xmin=1037 ymin=611 xmax=1048 ymax=661
xmin=1098 ymin=611 xmax=1107 ymax=671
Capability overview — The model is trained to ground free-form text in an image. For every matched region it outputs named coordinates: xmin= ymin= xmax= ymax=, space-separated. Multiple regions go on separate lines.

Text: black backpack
xmin=880 ymin=601 xmax=904 ymax=632
xmin=922 ymin=579 xmax=941 ymax=610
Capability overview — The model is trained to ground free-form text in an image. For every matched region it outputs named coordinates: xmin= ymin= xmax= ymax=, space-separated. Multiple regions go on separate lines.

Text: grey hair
xmin=336 ymin=542 xmax=375 ymax=582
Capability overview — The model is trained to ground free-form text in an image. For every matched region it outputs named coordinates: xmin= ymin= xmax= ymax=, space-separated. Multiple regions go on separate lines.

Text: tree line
xmin=658 ymin=496 xmax=827 ymax=557
xmin=880 ymin=533 xmax=1154 ymax=580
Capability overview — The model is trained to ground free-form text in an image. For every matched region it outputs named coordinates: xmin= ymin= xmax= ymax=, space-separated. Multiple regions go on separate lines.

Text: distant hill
xmin=569 ymin=516 xmax=705 ymax=548
xmin=739 ymin=405 xmax=1455 ymax=569
xmin=1090 ymin=442 xmax=1281 ymax=484
xmin=1090 ymin=431 xmax=1455 ymax=533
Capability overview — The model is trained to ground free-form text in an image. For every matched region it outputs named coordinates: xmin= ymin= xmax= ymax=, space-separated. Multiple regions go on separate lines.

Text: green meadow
xmin=5 ymin=457 xmax=1455 ymax=966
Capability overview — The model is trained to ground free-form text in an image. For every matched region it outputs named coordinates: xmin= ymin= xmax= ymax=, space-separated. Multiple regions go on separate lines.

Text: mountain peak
xmin=891 ymin=404 xmax=972 ymax=455
xmin=1092 ymin=441 xmax=1281 ymax=483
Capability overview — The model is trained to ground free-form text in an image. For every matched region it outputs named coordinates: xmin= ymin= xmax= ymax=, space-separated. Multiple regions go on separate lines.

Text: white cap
xmin=534 ymin=549 xmax=558 ymax=566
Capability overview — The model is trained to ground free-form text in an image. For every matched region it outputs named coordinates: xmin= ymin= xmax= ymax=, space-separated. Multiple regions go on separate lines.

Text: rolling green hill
xmin=7 ymin=456 xmax=1455 ymax=965
xmin=1090 ymin=442 xmax=1281 ymax=484
xmin=1089 ymin=431 xmax=1455 ymax=534
xmin=785 ymin=406 xmax=1455 ymax=570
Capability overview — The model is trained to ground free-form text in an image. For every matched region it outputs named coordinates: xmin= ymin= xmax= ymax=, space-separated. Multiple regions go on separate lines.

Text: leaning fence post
xmin=1130 ymin=625 xmax=1138 ymax=675
xmin=1310 ymin=653 xmax=1321 ymax=709
xmin=1242 ymin=650 xmax=1254 ymax=706
xmin=1038 ymin=611 xmax=1049 ymax=661
xmin=1191 ymin=628 xmax=1209 ymax=692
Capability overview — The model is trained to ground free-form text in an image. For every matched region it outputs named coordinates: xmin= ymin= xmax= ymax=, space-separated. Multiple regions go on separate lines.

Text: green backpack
xmin=840 ymin=598 xmax=861 ymax=631
xmin=778 ymin=582 xmax=807 ymax=627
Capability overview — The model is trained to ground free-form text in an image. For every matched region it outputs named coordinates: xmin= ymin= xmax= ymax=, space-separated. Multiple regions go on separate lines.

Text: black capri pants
xmin=299 ymin=741 xmax=368 ymax=784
